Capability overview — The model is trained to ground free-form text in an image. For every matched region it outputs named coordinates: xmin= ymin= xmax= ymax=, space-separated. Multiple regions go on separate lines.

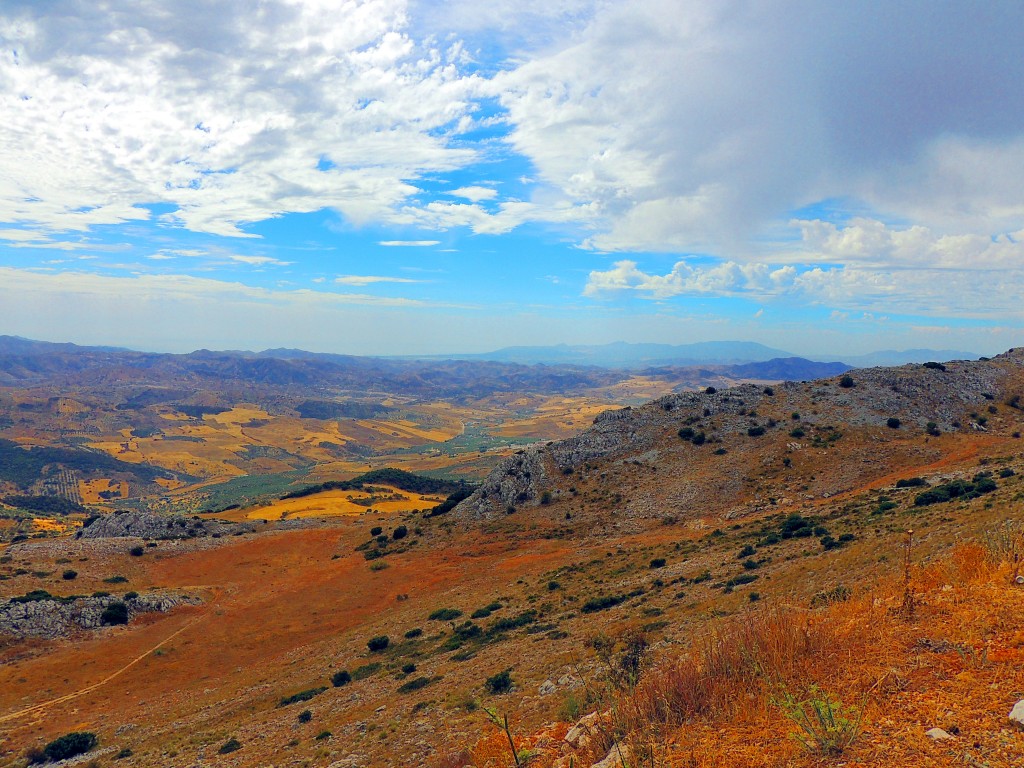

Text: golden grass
xmin=244 ymin=486 xmax=445 ymax=520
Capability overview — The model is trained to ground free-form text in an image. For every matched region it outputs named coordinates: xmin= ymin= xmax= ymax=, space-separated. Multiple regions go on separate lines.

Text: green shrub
xmin=61 ymin=570 xmax=77 ymax=580
xmin=649 ymin=557 xmax=666 ymax=569
xmin=367 ymin=635 xmax=390 ymax=652
xmin=298 ymin=709 xmax=312 ymax=723
xmin=429 ymin=608 xmax=463 ymax=621
xmin=547 ymin=580 xmax=561 ymax=590
xmin=129 ymin=546 xmax=144 ymax=557
xmin=218 ymin=738 xmax=242 ymax=754
xmin=41 ymin=732 xmax=98 ymax=762
xmin=104 ymin=575 xmax=128 ymax=584
xmin=279 ymin=687 xmax=326 ymax=706
xmin=315 ymin=731 xmax=332 ymax=741
xmin=370 ymin=526 xmax=383 ymax=536
xmin=351 ymin=662 xmax=381 ymax=681
xmin=124 ymin=591 xmax=138 ymax=600
xmin=115 ymin=747 xmax=133 ymax=759
xmin=484 ymin=669 xmax=513 ymax=694
xmin=886 ymin=417 xmax=901 ymax=429
xmin=331 ymin=670 xmax=351 ymax=687
xmin=404 ymin=627 xmax=423 ymax=639
xmin=895 ymin=477 xmax=927 ymax=488
xmin=690 ymin=431 xmax=706 ymax=446
xmin=401 ymin=663 xmax=416 ymax=674
xmin=101 ymin=601 xmax=129 ymax=626
xmin=838 ymin=375 xmax=854 ymax=388
xmin=581 ymin=595 xmax=626 ymax=613
xmin=392 ymin=525 xmax=408 ymax=540
xmin=398 ymin=676 xmax=436 ymax=693
xmin=738 ymin=544 xmax=756 ymax=558
xmin=789 ymin=427 xmax=805 ymax=438
xmin=678 ymin=427 xmax=695 ymax=440
xmin=922 ymin=361 xmax=946 ymax=371
xmin=747 ymin=425 xmax=766 ymax=437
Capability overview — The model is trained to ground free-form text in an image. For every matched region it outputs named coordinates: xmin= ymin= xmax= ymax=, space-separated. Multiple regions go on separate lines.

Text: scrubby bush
xmin=218 ymin=738 xmax=241 ymax=754
xmin=101 ymin=601 xmax=129 ymax=626
xmin=838 ymin=375 xmax=854 ymax=388
xmin=886 ymin=417 xmax=901 ymax=429
xmin=39 ymin=732 xmax=98 ymax=762
xmin=581 ymin=594 xmax=626 ymax=613
xmin=392 ymin=525 xmax=408 ymax=540
xmin=279 ymin=687 xmax=326 ymax=706
xmin=128 ymin=546 xmax=144 ymax=557
xmin=649 ymin=558 xmax=666 ymax=569
xmin=370 ymin=526 xmax=383 ymax=536
xmin=404 ymin=627 xmax=423 ymax=639
xmin=429 ymin=608 xmax=463 ymax=621
xmin=485 ymin=669 xmax=514 ymax=694
xmin=298 ymin=709 xmax=312 ymax=723
xmin=367 ymin=635 xmax=390 ymax=652
xmin=923 ymin=361 xmax=946 ymax=371
xmin=331 ymin=670 xmax=351 ymax=687
xmin=61 ymin=569 xmax=77 ymax=580
xmin=747 ymin=425 xmax=766 ymax=437
xmin=895 ymin=477 xmax=927 ymax=488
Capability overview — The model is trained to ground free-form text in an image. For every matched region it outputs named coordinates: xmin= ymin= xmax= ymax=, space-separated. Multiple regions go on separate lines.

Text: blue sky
xmin=1 ymin=1 xmax=1023 ymax=357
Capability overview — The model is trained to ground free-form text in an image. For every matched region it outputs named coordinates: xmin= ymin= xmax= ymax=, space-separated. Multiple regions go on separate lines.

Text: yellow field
xmin=243 ymin=486 xmax=446 ymax=520
xmin=78 ymin=478 xmax=128 ymax=503
xmin=492 ymin=396 xmax=613 ymax=439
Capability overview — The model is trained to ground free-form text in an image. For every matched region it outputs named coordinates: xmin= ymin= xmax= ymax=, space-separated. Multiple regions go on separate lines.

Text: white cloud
xmin=0 ymin=1 xmax=486 ymax=237
xmin=451 ymin=185 xmax=498 ymax=202
xmin=583 ymin=257 xmax=1024 ymax=319
xmin=227 ymin=254 xmax=293 ymax=266
xmin=378 ymin=240 xmax=441 ymax=247
xmin=334 ymin=275 xmax=421 ymax=285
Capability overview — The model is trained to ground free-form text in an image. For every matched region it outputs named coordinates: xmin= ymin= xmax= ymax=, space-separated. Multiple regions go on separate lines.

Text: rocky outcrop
xmin=456 ymin=351 xmax=1024 ymax=519
xmin=78 ymin=511 xmax=255 ymax=540
xmin=0 ymin=591 xmax=200 ymax=639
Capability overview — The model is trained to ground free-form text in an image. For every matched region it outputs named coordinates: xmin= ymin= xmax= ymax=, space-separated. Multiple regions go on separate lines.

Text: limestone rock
xmin=1010 ymin=699 xmax=1024 ymax=728
xmin=925 ymin=727 xmax=955 ymax=741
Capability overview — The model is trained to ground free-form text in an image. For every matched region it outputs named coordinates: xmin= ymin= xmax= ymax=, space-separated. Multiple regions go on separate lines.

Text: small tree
xmin=101 ymin=601 xmax=129 ymax=626
xmin=838 ymin=375 xmax=855 ymax=388
xmin=41 ymin=732 xmax=98 ymax=762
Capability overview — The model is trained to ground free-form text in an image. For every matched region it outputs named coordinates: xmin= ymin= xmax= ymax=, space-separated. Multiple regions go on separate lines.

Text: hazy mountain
xmin=441 ymin=341 xmax=795 ymax=367
xmin=824 ymin=348 xmax=980 ymax=367
xmin=720 ymin=357 xmax=851 ymax=380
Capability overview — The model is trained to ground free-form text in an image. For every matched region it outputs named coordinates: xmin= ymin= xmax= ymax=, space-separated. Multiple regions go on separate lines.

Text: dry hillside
xmin=0 ymin=353 xmax=1022 ymax=767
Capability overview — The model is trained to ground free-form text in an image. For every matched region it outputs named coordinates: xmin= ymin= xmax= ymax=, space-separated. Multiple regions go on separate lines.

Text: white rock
xmin=539 ymin=680 xmax=556 ymax=696
xmin=1010 ymin=699 xmax=1024 ymax=728
xmin=591 ymin=745 xmax=630 ymax=768
xmin=925 ymin=727 xmax=955 ymax=741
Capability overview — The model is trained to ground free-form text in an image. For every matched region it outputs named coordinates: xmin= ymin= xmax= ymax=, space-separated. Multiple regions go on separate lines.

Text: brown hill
xmin=0 ymin=352 xmax=1022 ymax=767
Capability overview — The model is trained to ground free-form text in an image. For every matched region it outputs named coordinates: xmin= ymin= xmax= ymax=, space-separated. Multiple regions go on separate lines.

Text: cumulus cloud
xmin=584 ymin=257 xmax=1024 ymax=319
xmin=492 ymin=1 xmax=1024 ymax=258
xmin=378 ymin=240 xmax=441 ymax=247
xmin=450 ymin=186 xmax=498 ymax=202
xmin=334 ymin=274 xmax=421 ymax=285
xmin=0 ymin=0 xmax=486 ymax=236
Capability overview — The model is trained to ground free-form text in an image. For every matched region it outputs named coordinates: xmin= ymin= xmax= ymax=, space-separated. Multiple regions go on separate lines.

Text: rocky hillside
xmin=456 ymin=350 xmax=1024 ymax=520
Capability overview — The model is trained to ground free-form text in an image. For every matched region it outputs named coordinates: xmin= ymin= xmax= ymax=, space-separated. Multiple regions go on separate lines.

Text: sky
xmin=1 ymin=0 xmax=1023 ymax=358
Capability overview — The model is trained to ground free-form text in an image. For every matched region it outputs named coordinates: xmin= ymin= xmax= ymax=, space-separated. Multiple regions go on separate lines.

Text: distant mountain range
xmin=415 ymin=341 xmax=980 ymax=369
xmin=0 ymin=336 xmax=980 ymax=391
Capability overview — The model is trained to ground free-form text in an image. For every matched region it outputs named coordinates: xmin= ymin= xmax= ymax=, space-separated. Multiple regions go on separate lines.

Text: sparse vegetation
xmin=279 ymin=687 xmax=327 ymax=707
xmin=484 ymin=669 xmax=514 ymax=695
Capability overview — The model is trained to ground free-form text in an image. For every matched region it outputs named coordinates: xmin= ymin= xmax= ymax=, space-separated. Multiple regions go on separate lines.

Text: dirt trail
xmin=0 ymin=610 xmax=207 ymax=726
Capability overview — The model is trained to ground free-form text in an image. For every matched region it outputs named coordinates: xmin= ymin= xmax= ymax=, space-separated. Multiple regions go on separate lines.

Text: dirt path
xmin=0 ymin=610 xmax=207 ymax=727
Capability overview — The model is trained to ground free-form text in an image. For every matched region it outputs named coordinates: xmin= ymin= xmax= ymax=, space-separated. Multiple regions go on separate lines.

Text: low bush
xmin=61 ymin=570 xmax=77 ymax=580
xmin=218 ymin=738 xmax=241 ymax=754
xmin=581 ymin=594 xmax=626 ymax=613
xmin=886 ymin=417 xmax=901 ymax=429
xmin=101 ymin=601 xmax=129 ymax=626
xmin=404 ymin=627 xmax=423 ymax=639
xmin=367 ymin=635 xmax=390 ymax=652
xmin=39 ymin=732 xmax=98 ymax=762
xmin=484 ymin=669 xmax=513 ymax=694
xmin=838 ymin=375 xmax=854 ymax=388
xmin=279 ymin=687 xmax=326 ymax=707
xmin=129 ymin=546 xmax=144 ymax=557
xmin=429 ymin=608 xmax=463 ymax=621
xmin=649 ymin=558 xmax=666 ymax=569
xmin=331 ymin=670 xmax=351 ymax=687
